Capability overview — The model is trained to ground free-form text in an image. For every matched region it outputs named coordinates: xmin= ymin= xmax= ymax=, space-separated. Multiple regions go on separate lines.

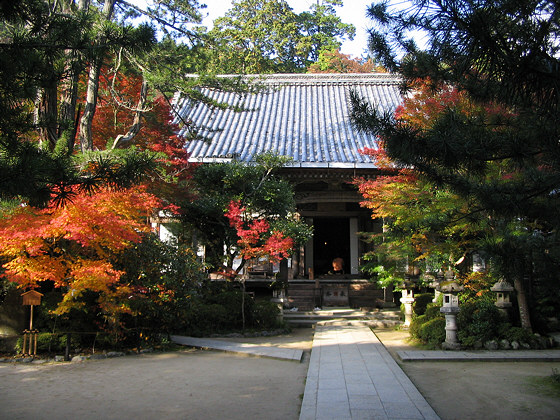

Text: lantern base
xmin=442 ymin=341 xmax=462 ymax=350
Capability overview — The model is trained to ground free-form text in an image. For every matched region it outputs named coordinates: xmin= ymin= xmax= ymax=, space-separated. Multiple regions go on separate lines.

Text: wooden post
xmin=22 ymin=331 xmax=28 ymax=356
xmin=21 ymin=291 xmax=43 ymax=357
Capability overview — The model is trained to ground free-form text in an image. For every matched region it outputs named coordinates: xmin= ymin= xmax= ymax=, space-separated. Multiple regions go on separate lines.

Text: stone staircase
xmin=282 ymin=307 xmax=402 ymax=329
xmin=286 ymin=281 xmax=386 ymax=312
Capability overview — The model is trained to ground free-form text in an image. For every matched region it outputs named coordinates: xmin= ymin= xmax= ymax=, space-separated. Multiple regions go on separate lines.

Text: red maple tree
xmin=92 ymin=68 xmax=194 ymax=211
xmin=225 ymin=200 xmax=294 ymax=264
xmin=0 ymin=187 xmax=160 ymax=316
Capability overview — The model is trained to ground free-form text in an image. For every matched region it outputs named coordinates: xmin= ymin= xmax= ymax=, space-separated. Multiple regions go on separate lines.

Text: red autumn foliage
xmin=0 ymin=187 xmax=160 ymax=315
xmin=92 ymin=69 xmax=194 ymax=211
xmin=225 ymin=200 xmax=293 ymax=262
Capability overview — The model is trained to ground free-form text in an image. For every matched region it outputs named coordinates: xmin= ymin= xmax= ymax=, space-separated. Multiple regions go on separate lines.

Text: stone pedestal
xmin=440 ymin=306 xmax=461 ymax=350
xmin=400 ymin=289 xmax=415 ymax=328
xmin=271 ymin=289 xmax=287 ymax=322
xmin=438 ymin=271 xmax=463 ymax=350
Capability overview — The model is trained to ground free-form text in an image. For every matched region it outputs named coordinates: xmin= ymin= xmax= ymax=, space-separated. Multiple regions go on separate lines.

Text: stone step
xmin=282 ymin=308 xmax=403 ymax=328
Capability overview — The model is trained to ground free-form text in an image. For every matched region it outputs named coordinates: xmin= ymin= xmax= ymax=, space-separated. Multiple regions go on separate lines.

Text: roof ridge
xmin=251 ymin=73 xmax=401 ymax=85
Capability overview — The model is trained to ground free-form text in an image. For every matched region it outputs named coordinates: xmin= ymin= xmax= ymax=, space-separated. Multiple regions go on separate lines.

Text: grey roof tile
xmin=174 ymin=73 xmax=403 ymax=168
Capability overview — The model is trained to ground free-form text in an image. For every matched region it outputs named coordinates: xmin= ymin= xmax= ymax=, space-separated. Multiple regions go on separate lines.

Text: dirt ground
xmin=376 ymin=329 xmax=560 ymax=420
xmin=0 ymin=329 xmax=313 ymax=420
xmin=1 ymin=328 xmax=559 ymax=420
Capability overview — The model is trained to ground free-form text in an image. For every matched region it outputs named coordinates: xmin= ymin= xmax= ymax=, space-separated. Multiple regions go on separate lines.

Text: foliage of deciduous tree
xmin=308 ymin=48 xmax=383 ymax=73
xmin=357 ymin=80 xmax=496 ymax=284
xmin=201 ymin=0 xmax=355 ymax=73
xmin=357 ymin=144 xmax=488 ymax=286
xmin=352 ymin=0 xmax=560 ymax=331
xmin=180 ymin=152 xmax=312 ymax=274
xmin=225 ymin=200 xmax=294 ymax=263
xmin=0 ymin=187 xmax=160 ymax=319
xmin=91 ymin=67 xmax=194 ymax=209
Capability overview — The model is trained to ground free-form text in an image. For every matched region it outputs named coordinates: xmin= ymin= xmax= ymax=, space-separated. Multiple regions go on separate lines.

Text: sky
xmin=198 ymin=0 xmax=376 ymax=58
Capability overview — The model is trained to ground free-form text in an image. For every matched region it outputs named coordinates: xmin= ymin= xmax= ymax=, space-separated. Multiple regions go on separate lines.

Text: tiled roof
xmin=173 ymin=73 xmax=402 ymax=168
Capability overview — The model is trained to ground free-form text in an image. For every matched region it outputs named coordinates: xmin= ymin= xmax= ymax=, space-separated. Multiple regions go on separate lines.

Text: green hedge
xmin=409 ymin=302 xmax=445 ymax=348
xmin=413 ymin=293 xmax=434 ymax=316
xmin=417 ymin=318 xmax=446 ymax=347
xmin=16 ymin=333 xmax=80 ymax=353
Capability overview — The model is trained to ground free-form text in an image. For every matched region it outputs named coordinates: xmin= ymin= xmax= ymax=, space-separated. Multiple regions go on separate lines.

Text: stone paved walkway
xmin=398 ymin=348 xmax=560 ymax=362
xmin=299 ymin=321 xmax=440 ymax=420
xmin=171 ymin=335 xmax=304 ymax=362
xmin=172 ymin=327 xmax=560 ymax=420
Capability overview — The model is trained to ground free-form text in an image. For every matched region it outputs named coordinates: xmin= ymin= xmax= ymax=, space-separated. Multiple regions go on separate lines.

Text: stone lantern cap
xmin=438 ymin=280 xmax=464 ymax=293
xmin=490 ymin=280 xmax=514 ymax=293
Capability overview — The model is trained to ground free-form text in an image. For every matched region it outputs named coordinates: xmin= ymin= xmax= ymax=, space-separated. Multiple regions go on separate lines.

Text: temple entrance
xmin=312 ymin=217 xmax=351 ymax=276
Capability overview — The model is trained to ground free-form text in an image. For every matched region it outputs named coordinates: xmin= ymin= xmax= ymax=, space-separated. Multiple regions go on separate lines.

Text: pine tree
xmin=0 ymin=0 xmax=250 ymax=207
xmin=352 ymin=0 xmax=560 ymax=331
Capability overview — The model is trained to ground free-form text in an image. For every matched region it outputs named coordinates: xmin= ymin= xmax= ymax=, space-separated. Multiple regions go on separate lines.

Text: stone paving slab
xmin=397 ymin=349 xmax=560 ymax=362
xmin=170 ymin=335 xmax=304 ymax=362
xmin=300 ymin=321 xmax=440 ymax=420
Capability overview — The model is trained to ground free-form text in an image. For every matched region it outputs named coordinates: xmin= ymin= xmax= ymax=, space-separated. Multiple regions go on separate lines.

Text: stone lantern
xmin=438 ymin=270 xmax=463 ymax=350
xmin=400 ymin=267 xmax=420 ymax=328
xmin=490 ymin=280 xmax=514 ymax=315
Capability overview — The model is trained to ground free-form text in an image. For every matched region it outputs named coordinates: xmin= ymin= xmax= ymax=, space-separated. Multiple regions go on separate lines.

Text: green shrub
xmin=413 ymin=293 xmax=434 ymax=316
xmin=417 ymin=317 xmax=446 ymax=347
xmin=457 ymin=299 xmax=506 ymax=346
xmin=502 ymin=326 xmax=535 ymax=344
xmin=409 ymin=314 xmax=426 ymax=339
xmin=425 ymin=303 xmax=443 ymax=319
xmin=409 ymin=301 xmax=445 ymax=348
xmin=16 ymin=332 xmax=80 ymax=354
xmin=251 ymin=301 xmax=281 ymax=329
xmin=191 ymin=302 xmax=230 ymax=333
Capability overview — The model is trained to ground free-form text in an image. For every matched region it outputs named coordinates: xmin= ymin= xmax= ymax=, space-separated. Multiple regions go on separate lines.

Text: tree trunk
xmin=111 ymin=77 xmax=149 ymax=149
xmin=59 ymin=49 xmax=82 ymax=152
xmin=79 ymin=58 xmax=102 ymax=152
xmin=513 ymin=274 xmax=532 ymax=332
xmin=78 ymin=0 xmax=116 ymax=152
xmin=241 ymin=278 xmax=246 ymax=331
xmin=36 ymin=83 xmax=59 ymax=150
xmin=58 ymin=0 xmax=87 ymax=153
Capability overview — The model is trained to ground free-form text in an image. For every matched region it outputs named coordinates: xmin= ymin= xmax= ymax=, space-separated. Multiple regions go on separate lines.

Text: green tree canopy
xmin=179 ymin=152 xmax=312 ymax=272
xmin=307 ymin=48 xmax=384 ymax=73
xmin=200 ymin=0 xmax=355 ymax=73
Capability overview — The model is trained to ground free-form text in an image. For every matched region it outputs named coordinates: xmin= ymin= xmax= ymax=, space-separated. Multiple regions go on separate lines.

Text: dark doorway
xmin=313 ymin=217 xmax=350 ymax=275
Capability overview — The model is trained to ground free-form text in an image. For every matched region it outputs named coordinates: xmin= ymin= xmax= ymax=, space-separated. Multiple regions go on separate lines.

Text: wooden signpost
xmin=21 ymin=290 xmax=43 ymax=356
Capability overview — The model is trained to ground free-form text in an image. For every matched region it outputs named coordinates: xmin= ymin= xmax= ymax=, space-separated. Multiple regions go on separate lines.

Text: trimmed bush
xmin=251 ymin=301 xmax=281 ymax=329
xmin=417 ymin=318 xmax=446 ymax=347
xmin=457 ymin=299 xmax=505 ymax=346
xmin=409 ymin=314 xmax=426 ymax=339
xmin=409 ymin=302 xmax=445 ymax=348
xmin=413 ymin=293 xmax=434 ymax=316
xmin=425 ymin=304 xmax=443 ymax=319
